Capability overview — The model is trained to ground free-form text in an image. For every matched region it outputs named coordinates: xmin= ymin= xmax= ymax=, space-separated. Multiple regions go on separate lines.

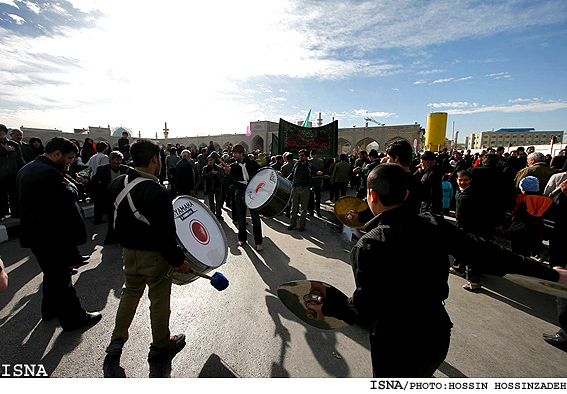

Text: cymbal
xmin=277 ymin=280 xmax=349 ymax=330
xmin=504 ymin=274 xmax=567 ymax=298
xmin=334 ymin=196 xmax=368 ymax=229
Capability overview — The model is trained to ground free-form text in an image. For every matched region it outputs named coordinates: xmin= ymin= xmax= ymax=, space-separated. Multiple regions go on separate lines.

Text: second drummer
xmin=223 ymin=144 xmax=264 ymax=251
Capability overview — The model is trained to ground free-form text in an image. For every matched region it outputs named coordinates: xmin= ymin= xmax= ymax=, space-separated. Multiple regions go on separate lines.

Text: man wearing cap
xmin=202 ymin=153 xmax=225 ymax=220
xmin=224 ymin=144 xmax=263 ymax=251
xmin=416 ymin=151 xmax=443 ymax=215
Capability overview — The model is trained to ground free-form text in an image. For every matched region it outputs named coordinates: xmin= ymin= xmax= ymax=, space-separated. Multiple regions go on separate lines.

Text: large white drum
xmin=172 ymin=195 xmax=228 ymax=285
xmin=245 ymin=167 xmax=292 ymax=218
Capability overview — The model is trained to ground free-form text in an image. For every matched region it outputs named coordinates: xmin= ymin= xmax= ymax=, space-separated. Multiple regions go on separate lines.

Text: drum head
xmin=173 ymin=196 xmax=228 ymax=269
xmin=245 ymin=167 xmax=279 ymax=210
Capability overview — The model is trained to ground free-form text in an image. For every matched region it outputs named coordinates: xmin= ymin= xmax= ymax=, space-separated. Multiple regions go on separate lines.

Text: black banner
xmin=278 ymin=119 xmax=338 ymax=159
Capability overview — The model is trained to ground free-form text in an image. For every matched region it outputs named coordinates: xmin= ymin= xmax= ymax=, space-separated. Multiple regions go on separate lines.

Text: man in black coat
xmin=416 ymin=151 xmax=443 ymax=215
xmin=89 ymin=151 xmax=130 ymax=244
xmin=223 ymin=144 xmax=263 ymax=250
xmin=16 ymin=137 xmax=101 ymax=331
xmin=0 ymin=124 xmax=24 ymax=219
xmin=175 ymin=150 xmax=195 ymax=196
xmin=310 ymin=163 xmax=567 ymax=377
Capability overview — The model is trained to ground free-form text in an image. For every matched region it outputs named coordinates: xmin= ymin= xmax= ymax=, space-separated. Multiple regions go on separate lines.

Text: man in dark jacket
xmin=310 ymin=163 xmax=567 ymax=377
xmin=224 ymin=144 xmax=263 ymax=250
xmin=287 ymin=149 xmax=321 ymax=231
xmin=416 ymin=151 xmax=443 ymax=215
xmin=201 ymin=154 xmax=225 ymax=220
xmin=176 ymin=150 xmax=195 ymax=197
xmin=16 ymin=136 xmax=101 ymax=331
xmin=106 ymin=139 xmax=191 ymax=360
xmin=89 ymin=151 xmax=129 ymax=244
xmin=1 ymin=124 xmax=24 ymax=219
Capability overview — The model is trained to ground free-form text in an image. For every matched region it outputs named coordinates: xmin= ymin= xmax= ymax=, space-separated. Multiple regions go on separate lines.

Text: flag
xmin=302 ymin=109 xmax=312 ymax=127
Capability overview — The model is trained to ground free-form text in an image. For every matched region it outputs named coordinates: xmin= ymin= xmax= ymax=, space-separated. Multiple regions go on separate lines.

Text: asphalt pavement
xmin=0 ymin=189 xmax=566 ymax=379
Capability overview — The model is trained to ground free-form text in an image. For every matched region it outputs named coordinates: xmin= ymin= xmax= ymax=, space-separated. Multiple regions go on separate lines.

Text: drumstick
xmin=189 ymin=268 xmax=214 ymax=280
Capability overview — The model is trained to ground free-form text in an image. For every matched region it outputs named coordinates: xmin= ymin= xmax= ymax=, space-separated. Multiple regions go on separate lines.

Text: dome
xmin=112 ymin=127 xmax=131 ymax=137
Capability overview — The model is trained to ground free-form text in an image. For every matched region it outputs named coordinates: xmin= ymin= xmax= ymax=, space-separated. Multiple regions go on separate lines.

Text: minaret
xmin=163 ymin=122 xmax=169 ymax=139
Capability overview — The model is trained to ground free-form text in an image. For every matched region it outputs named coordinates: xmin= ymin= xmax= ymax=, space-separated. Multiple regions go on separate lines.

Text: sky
xmin=1 ymin=0 xmax=566 ymax=143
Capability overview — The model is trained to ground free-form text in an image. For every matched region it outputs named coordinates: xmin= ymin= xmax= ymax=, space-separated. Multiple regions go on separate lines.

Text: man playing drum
xmin=105 ymin=139 xmax=192 ymax=361
xmin=223 ymin=144 xmax=263 ymax=251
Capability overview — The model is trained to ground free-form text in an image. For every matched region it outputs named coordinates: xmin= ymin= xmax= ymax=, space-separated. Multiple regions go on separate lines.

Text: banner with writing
xmin=278 ymin=119 xmax=338 ymax=159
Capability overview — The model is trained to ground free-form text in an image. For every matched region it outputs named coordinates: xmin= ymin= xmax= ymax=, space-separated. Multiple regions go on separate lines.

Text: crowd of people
xmin=1 ymin=123 xmax=567 ymax=377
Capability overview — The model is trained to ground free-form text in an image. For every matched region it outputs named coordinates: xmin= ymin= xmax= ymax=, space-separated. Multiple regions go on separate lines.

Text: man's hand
xmin=175 ymin=261 xmax=191 ymax=275
xmin=345 ymin=209 xmax=359 ymax=223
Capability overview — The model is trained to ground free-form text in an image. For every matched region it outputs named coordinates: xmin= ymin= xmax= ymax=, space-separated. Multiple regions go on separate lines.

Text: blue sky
xmin=1 ymin=0 xmax=566 ymax=143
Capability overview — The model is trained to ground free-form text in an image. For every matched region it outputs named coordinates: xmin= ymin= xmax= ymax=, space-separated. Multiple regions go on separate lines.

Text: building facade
xmin=18 ymin=120 xmax=425 ymax=156
xmin=465 ymin=128 xmax=564 ymax=150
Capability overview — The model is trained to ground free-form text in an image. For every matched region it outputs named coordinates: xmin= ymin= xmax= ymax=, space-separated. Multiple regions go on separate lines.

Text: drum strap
xmin=113 ymin=176 xmax=153 ymax=229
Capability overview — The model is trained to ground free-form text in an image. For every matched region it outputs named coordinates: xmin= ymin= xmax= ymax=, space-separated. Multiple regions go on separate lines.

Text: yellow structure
xmin=424 ymin=112 xmax=447 ymax=152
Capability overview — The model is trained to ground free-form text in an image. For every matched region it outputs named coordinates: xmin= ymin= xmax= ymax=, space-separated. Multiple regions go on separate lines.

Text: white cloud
xmin=428 ymin=102 xmax=477 ymax=109
xmin=413 ymin=79 xmax=427 ymax=85
xmin=8 ymin=14 xmax=26 ymax=24
xmin=430 ymin=78 xmax=455 ymax=84
xmin=485 ymin=72 xmax=511 ymax=79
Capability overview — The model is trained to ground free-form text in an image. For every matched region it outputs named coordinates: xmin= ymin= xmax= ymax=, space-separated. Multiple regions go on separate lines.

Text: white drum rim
xmin=173 ymin=195 xmax=228 ymax=269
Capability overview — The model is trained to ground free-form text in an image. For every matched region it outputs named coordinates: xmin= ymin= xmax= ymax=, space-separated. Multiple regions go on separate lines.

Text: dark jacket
xmin=455 ymin=185 xmax=486 ymax=236
xmin=109 ymin=168 xmax=185 ymax=267
xmin=89 ymin=163 xmax=130 ymax=196
xmin=0 ymin=139 xmax=24 ymax=178
xmin=17 ymin=156 xmax=87 ymax=247
xmin=227 ymin=157 xmax=260 ymax=190
xmin=417 ymin=165 xmax=443 ymax=214
xmin=176 ymin=158 xmax=195 ymax=195
xmin=201 ymin=163 xmax=224 ymax=192
xmin=288 ymin=160 xmax=316 ymax=187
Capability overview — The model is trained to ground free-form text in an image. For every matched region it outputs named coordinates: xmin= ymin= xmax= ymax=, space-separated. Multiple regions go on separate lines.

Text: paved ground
xmin=0 ymin=190 xmax=566 ymax=379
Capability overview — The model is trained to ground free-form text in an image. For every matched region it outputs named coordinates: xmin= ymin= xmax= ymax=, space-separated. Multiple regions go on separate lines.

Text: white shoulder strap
xmin=113 ymin=176 xmax=153 ymax=229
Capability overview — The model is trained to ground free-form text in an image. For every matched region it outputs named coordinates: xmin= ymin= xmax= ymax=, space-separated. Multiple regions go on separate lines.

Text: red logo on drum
xmin=256 ymin=182 xmax=265 ymax=193
xmin=190 ymin=220 xmax=210 ymax=245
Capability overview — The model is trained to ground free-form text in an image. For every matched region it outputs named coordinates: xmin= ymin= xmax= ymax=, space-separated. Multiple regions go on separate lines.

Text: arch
xmin=356 ymin=137 xmax=378 ymax=152
xmin=199 ymin=142 xmax=207 ymax=148
xmin=338 ymin=138 xmax=351 ymax=155
xmin=223 ymin=141 xmax=232 ymax=150
xmin=213 ymin=142 xmax=221 ymax=152
xmin=188 ymin=143 xmax=197 ymax=151
xmin=251 ymin=135 xmax=264 ymax=152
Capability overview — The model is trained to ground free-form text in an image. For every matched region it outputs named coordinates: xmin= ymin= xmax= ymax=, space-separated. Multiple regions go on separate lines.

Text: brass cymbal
xmin=277 ymin=280 xmax=349 ymax=330
xmin=504 ymin=274 xmax=567 ymax=298
xmin=334 ymin=196 xmax=368 ymax=229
